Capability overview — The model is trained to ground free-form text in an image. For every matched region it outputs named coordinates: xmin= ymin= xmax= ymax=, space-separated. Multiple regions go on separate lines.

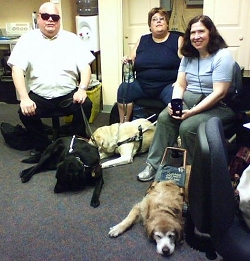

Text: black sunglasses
xmin=40 ymin=13 xmax=60 ymax=22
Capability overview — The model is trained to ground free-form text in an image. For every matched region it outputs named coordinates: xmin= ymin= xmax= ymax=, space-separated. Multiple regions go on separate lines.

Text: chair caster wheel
xmin=206 ymin=251 xmax=217 ymax=260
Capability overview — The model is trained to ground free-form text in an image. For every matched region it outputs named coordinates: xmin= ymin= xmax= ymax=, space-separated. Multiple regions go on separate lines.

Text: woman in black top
xmin=117 ymin=7 xmax=183 ymax=122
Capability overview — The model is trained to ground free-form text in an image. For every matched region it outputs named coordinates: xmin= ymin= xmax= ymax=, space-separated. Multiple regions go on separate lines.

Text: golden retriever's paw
xmin=108 ymin=225 xmax=124 ymax=237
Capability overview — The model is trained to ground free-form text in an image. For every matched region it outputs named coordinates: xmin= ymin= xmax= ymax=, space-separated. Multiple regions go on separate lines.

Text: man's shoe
xmin=22 ymin=150 xmax=42 ymax=164
xmin=137 ymin=163 xmax=156 ymax=182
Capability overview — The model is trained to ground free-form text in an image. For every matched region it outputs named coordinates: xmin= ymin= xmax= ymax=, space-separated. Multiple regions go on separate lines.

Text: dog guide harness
xmin=115 ymin=116 xmax=157 ymax=155
xmin=116 ymin=124 xmax=143 ymax=153
xmin=68 ymin=135 xmax=101 ymax=177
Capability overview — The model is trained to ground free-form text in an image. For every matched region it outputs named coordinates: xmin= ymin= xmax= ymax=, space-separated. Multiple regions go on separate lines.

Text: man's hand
xmin=73 ymin=89 xmax=87 ymax=104
xmin=20 ymin=97 xmax=37 ymax=116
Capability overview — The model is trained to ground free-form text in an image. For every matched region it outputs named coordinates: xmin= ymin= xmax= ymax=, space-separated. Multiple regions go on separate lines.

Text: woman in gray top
xmin=138 ymin=15 xmax=236 ymax=181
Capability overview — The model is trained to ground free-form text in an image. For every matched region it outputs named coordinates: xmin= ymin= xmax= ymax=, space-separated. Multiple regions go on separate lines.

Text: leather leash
xmin=80 ymin=105 xmax=97 ymax=146
xmin=60 ymin=98 xmax=97 ymax=146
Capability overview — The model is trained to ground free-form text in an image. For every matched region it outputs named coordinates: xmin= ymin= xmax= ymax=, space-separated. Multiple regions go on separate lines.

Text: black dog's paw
xmin=20 ymin=167 xmax=34 ymax=178
xmin=90 ymin=197 xmax=100 ymax=208
xmin=20 ymin=168 xmax=34 ymax=183
xmin=20 ymin=173 xmax=33 ymax=183
xmin=19 ymin=170 xmax=26 ymax=179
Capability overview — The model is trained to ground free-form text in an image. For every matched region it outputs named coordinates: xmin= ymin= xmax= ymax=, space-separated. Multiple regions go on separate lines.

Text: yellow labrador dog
xmin=89 ymin=118 xmax=155 ymax=169
xmin=109 ymin=181 xmax=184 ymax=256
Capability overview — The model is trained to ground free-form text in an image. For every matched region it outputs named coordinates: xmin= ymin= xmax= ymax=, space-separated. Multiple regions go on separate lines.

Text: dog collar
xmin=68 ymin=135 xmax=98 ymax=175
xmin=75 ymin=156 xmax=91 ymax=169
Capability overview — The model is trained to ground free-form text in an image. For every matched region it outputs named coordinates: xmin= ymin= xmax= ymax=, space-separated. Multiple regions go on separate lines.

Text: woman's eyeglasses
xmin=39 ymin=13 xmax=60 ymax=22
xmin=151 ymin=17 xmax=165 ymax=22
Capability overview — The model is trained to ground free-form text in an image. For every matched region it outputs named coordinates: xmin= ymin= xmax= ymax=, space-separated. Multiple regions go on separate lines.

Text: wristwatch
xmin=79 ymin=84 xmax=88 ymax=90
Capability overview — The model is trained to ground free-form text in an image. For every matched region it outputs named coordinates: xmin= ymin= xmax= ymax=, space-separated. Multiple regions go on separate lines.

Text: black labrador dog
xmin=20 ymin=136 xmax=104 ymax=208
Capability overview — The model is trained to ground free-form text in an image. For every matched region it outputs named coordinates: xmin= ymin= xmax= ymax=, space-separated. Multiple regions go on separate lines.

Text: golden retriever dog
xmin=109 ymin=181 xmax=184 ymax=256
xmin=89 ymin=118 xmax=155 ymax=169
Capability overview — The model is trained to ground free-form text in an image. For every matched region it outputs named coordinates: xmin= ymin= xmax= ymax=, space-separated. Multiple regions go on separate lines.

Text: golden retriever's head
xmin=89 ymin=126 xmax=118 ymax=157
xmin=145 ymin=213 xmax=183 ymax=256
xmin=144 ymin=181 xmax=184 ymax=256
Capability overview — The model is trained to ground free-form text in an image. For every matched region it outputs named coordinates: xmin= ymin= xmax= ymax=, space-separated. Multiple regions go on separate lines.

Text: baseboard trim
xmin=102 ymin=104 xmax=113 ymax=113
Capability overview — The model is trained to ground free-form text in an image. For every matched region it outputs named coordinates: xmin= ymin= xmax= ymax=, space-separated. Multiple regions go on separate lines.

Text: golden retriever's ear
xmin=174 ymin=223 xmax=184 ymax=244
xmin=145 ymin=181 xmax=158 ymax=195
xmin=93 ymin=134 xmax=104 ymax=148
xmin=145 ymin=221 xmax=155 ymax=240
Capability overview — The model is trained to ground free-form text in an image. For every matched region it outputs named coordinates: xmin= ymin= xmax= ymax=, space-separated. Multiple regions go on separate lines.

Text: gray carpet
xmin=0 ymin=103 xmax=222 ymax=261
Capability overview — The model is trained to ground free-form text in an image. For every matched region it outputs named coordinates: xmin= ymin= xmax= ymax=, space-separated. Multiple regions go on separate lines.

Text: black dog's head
xmin=54 ymin=138 xmax=102 ymax=194
xmin=54 ymin=155 xmax=89 ymax=193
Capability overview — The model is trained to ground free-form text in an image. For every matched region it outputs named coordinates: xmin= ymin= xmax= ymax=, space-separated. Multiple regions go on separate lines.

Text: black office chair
xmin=133 ymin=98 xmax=166 ymax=120
xmin=42 ymin=104 xmax=85 ymax=141
xmin=43 ymin=113 xmax=72 ymax=141
xmin=185 ymin=117 xmax=250 ymax=261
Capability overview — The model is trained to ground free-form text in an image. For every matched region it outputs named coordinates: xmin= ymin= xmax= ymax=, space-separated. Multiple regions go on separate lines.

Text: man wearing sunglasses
xmin=8 ymin=2 xmax=95 ymax=163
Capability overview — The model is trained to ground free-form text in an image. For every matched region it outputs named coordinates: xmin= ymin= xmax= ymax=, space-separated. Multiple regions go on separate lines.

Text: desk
xmin=0 ymin=39 xmax=19 ymax=52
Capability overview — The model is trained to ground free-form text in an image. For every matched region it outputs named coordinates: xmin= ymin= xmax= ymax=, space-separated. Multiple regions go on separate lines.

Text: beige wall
xmin=0 ymin=0 xmax=45 ymax=27
xmin=99 ymin=0 xmax=123 ymax=112
xmin=49 ymin=0 xmax=77 ymax=32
